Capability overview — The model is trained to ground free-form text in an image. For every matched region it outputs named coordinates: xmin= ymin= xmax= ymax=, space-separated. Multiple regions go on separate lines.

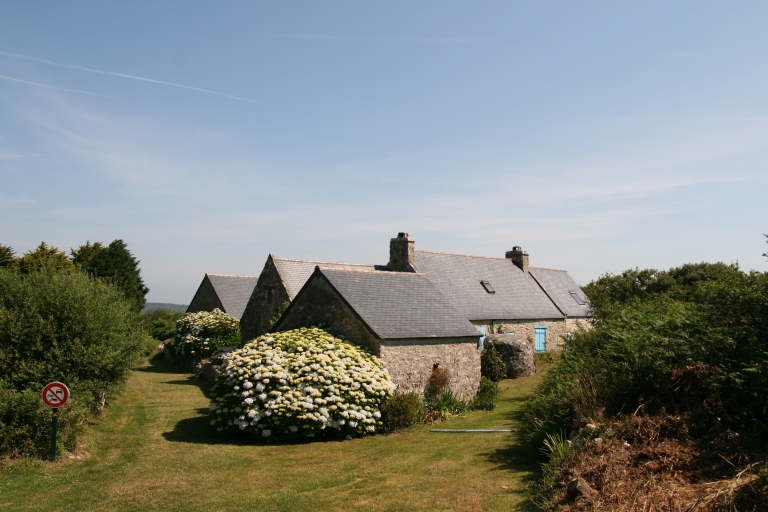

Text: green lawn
xmin=0 ymin=357 xmax=541 ymax=511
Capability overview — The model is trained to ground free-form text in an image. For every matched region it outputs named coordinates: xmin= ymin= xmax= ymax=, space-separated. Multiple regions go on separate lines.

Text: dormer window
xmin=481 ymin=280 xmax=495 ymax=294
xmin=570 ymin=291 xmax=585 ymax=305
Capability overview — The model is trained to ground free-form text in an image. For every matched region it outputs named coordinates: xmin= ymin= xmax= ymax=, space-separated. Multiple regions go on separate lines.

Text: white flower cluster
xmin=209 ymin=327 xmax=395 ymax=440
xmin=175 ymin=308 xmax=240 ymax=358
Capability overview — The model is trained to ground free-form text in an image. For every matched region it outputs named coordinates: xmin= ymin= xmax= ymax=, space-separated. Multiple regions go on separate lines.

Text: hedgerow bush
xmin=175 ymin=309 xmax=240 ymax=359
xmin=472 ymin=377 xmax=499 ymax=411
xmin=525 ymin=263 xmax=768 ymax=445
xmin=209 ymin=327 xmax=395 ymax=440
xmin=0 ymin=265 xmax=146 ymax=456
xmin=480 ymin=342 xmax=507 ymax=381
xmin=142 ymin=309 xmax=183 ymax=341
xmin=0 ymin=382 xmax=90 ymax=457
xmin=380 ymin=392 xmax=421 ymax=432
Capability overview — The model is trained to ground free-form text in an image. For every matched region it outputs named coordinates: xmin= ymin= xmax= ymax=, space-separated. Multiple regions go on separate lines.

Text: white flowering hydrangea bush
xmin=209 ymin=327 xmax=396 ymax=441
xmin=175 ymin=309 xmax=240 ymax=359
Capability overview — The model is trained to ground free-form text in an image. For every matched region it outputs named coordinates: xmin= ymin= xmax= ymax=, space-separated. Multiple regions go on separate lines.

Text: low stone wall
xmin=380 ymin=338 xmax=481 ymax=401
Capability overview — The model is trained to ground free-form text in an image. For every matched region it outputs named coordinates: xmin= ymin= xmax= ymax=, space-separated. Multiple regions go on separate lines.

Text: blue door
xmin=534 ymin=326 xmax=547 ymax=353
xmin=477 ymin=327 xmax=487 ymax=349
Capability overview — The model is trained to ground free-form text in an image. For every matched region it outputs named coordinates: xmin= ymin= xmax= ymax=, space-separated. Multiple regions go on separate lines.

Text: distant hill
xmin=144 ymin=302 xmax=188 ymax=313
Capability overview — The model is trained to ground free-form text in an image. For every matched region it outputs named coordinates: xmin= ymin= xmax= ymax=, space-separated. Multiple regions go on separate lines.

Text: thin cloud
xmin=266 ymin=34 xmax=480 ymax=43
xmin=0 ymin=51 xmax=257 ymax=103
xmin=0 ymin=74 xmax=122 ymax=99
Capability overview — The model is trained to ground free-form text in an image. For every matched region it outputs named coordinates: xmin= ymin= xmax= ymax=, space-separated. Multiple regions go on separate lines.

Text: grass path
xmin=0 ymin=357 xmax=541 ymax=511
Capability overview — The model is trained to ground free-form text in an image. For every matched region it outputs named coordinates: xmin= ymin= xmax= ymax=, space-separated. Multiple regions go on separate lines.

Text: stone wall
xmin=187 ymin=276 xmax=224 ymax=315
xmin=380 ymin=338 xmax=481 ymax=401
xmin=240 ymin=256 xmax=292 ymax=343
xmin=473 ymin=318 xmax=591 ymax=353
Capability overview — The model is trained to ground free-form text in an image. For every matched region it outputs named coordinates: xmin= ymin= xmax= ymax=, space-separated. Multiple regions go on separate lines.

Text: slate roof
xmin=413 ymin=251 xmax=565 ymax=321
xmin=528 ymin=268 xmax=590 ymax=318
xmin=317 ymin=267 xmax=480 ymax=340
xmin=206 ymin=274 xmax=260 ymax=320
xmin=272 ymin=257 xmax=375 ymax=299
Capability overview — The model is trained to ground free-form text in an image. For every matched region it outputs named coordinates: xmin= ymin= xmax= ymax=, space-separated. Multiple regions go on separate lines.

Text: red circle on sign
xmin=42 ymin=381 xmax=70 ymax=408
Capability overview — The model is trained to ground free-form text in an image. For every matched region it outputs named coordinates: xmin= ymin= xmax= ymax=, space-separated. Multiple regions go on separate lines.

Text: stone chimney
xmin=388 ymin=232 xmax=417 ymax=272
xmin=506 ymin=246 xmax=529 ymax=272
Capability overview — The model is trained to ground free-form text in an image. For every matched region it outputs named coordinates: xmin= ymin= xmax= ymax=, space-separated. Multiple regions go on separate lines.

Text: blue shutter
xmin=505 ymin=331 xmax=515 ymax=336
xmin=534 ymin=326 xmax=547 ymax=353
xmin=477 ymin=327 xmax=487 ymax=349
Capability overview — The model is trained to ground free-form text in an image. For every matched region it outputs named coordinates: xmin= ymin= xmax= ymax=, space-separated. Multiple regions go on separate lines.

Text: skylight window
xmin=570 ymin=291 xmax=585 ymax=305
xmin=481 ymin=280 xmax=495 ymax=294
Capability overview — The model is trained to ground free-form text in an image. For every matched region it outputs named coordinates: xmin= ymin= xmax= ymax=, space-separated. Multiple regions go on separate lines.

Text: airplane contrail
xmin=0 ymin=74 xmax=122 ymax=99
xmin=0 ymin=50 xmax=257 ymax=103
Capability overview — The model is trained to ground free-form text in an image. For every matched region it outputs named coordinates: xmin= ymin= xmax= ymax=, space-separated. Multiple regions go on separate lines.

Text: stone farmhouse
xmin=272 ymin=267 xmax=481 ymax=400
xmin=187 ymin=273 xmax=260 ymax=321
xmin=234 ymin=233 xmax=590 ymax=398
xmin=242 ymin=233 xmax=590 ymax=351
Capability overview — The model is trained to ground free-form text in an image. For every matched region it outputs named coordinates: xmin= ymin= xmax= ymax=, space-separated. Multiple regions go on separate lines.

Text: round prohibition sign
xmin=42 ymin=381 xmax=70 ymax=408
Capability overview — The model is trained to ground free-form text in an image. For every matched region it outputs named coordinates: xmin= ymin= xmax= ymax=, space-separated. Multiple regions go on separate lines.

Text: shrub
xmin=0 ymin=265 xmax=145 ymax=398
xmin=424 ymin=366 xmax=451 ymax=398
xmin=481 ymin=342 xmax=507 ymax=381
xmin=208 ymin=327 xmax=395 ymax=440
xmin=175 ymin=309 xmax=240 ymax=359
xmin=142 ymin=309 xmax=183 ymax=341
xmin=381 ymin=392 xmax=421 ymax=432
xmin=424 ymin=387 xmax=468 ymax=419
xmin=471 ymin=377 xmax=498 ymax=411
xmin=0 ymin=381 xmax=89 ymax=457
xmin=0 ymin=265 xmax=145 ymax=456
xmin=525 ymin=266 xmax=768 ymax=445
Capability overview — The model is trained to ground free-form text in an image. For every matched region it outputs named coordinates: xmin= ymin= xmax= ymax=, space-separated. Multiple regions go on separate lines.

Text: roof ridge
xmin=274 ymin=257 xmax=373 ymax=266
xmin=415 ymin=249 xmax=510 ymax=261
xmin=206 ymin=273 xmax=260 ymax=278
xmin=318 ymin=266 xmax=426 ymax=276
xmin=529 ymin=266 xmax=567 ymax=272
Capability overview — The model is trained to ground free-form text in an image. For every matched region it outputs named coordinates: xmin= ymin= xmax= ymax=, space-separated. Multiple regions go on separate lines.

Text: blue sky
xmin=1 ymin=2 xmax=767 ymax=304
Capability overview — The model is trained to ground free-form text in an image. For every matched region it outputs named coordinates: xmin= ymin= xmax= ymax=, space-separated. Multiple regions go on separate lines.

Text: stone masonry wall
xmin=473 ymin=318 xmax=591 ymax=353
xmin=240 ymin=256 xmax=292 ymax=343
xmin=380 ymin=339 xmax=481 ymax=401
xmin=273 ymin=273 xmax=381 ymax=356
xmin=187 ymin=276 xmax=224 ymax=315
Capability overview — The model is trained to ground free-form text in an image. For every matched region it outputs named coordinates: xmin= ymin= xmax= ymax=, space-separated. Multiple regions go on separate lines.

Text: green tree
xmin=72 ymin=239 xmax=149 ymax=311
xmin=0 ymin=244 xmax=16 ymax=268
xmin=70 ymin=240 xmax=104 ymax=265
xmin=17 ymin=242 xmax=74 ymax=274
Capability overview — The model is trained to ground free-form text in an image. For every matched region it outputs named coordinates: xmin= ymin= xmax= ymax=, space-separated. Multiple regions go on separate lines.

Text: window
xmin=481 ymin=280 xmax=495 ymax=294
xmin=505 ymin=331 xmax=515 ymax=336
xmin=569 ymin=291 xmax=585 ymax=305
